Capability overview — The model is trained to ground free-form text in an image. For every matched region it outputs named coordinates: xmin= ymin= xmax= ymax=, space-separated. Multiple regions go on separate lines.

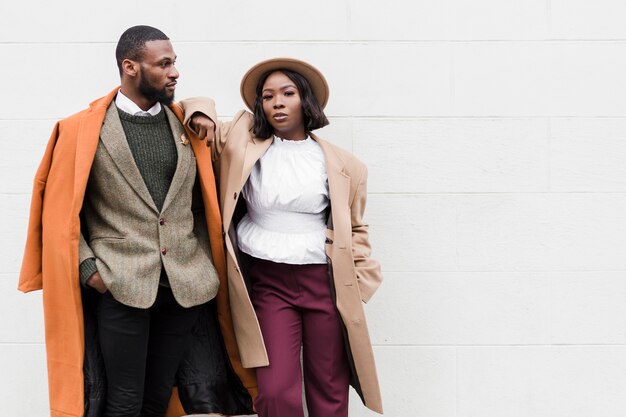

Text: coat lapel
xmin=73 ymin=89 xmax=118 ymax=211
xmin=241 ymin=136 xmax=272 ymax=188
xmin=313 ymin=135 xmax=350 ymax=238
xmin=223 ymin=135 xmax=272 ymax=230
xmin=99 ymin=103 xmax=158 ymax=212
xmin=160 ymin=106 xmax=192 ymax=213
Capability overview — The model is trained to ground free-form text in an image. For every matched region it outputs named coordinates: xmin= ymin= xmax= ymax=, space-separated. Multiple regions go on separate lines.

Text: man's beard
xmin=138 ymin=72 xmax=174 ymax=106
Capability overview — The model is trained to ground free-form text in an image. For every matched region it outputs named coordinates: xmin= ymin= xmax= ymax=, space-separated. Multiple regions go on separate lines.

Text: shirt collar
xmin=273 ymin=134 xmax=311 ymax=145
xmin=115 ymin=89 xmax=162 ymax=116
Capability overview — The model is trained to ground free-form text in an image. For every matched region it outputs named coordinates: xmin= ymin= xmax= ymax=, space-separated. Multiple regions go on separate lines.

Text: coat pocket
xmin=324 ymin=228 xmax=334 ymax=258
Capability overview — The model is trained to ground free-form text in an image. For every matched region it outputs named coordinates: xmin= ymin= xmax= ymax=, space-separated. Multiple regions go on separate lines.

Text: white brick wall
xmin=2 ymin=1 xmax=626 ymax=416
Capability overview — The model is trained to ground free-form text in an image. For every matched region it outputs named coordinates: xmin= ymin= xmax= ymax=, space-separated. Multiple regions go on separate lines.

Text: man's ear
xmin=122 ymin=59 xmax=139 ymax=77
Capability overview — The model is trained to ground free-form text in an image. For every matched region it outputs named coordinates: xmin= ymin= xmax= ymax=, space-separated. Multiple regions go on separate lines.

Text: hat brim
xmin=240 ymin=57 xmax=329 ymax=112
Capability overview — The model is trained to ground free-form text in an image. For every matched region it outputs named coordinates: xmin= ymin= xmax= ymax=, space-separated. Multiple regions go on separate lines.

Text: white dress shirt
xmin=115 ymin=89 xmax=162 ymax=116
xmin=237 ymin=136 xmax=329 ymax=264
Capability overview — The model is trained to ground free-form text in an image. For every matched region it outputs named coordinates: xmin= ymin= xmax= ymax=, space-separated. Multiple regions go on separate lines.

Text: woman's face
xmin=261 ymin=71 xmax=306 ymax=140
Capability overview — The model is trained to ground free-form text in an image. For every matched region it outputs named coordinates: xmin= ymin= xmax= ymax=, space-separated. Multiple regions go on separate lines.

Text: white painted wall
xmin=2 ymin=1 xmax=625 ymax=416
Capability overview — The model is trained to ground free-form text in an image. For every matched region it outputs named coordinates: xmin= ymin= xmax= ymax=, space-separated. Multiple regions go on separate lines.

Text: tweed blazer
xmin=79 ymin=103 xmax=219 ymax=308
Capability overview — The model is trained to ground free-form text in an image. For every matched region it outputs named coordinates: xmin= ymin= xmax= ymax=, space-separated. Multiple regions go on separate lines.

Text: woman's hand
xmin=190 ymin=112 xmax=216 ymax=146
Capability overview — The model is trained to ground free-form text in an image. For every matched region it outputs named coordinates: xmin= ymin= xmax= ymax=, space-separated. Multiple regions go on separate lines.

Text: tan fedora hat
xmin=240 ymin=57 xmax=329 ymax=111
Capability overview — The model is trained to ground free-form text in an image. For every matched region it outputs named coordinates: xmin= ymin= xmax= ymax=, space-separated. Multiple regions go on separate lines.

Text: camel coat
xmin=181 ymin=98 xmax=384 ymax=414
xmin=18 ymin=88 xmax=256 ymax=417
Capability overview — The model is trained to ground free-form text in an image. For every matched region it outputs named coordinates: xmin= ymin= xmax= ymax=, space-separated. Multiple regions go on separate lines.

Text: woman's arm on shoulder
xmin=179 ymin=97 xmax=253 ymax=161
xmin=179 ymin=97 xmax=224 ymax=161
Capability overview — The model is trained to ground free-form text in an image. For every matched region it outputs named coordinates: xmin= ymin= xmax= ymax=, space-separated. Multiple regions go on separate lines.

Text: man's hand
xmin=190 ymin=112 xmax=216 ymax=145
xmin=87 ymin=272 xmax=108 ymax=294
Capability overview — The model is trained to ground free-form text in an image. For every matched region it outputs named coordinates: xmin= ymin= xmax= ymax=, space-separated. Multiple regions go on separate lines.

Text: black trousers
xmin=97 ymin=286 xmax=201 ymax=417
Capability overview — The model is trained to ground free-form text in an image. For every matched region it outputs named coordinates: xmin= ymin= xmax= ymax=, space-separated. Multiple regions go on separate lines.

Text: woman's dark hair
xmin=252 ymin=69 xmax=329 ymax=139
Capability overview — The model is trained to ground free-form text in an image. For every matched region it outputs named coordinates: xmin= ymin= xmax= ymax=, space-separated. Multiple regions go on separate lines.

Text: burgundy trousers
xmin=248 ymin=258 xmax=350 ymax=417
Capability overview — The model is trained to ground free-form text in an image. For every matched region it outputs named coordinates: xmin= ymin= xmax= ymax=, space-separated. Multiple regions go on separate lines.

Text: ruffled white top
xmin=237 ymin=135 xmax=329 ymax=264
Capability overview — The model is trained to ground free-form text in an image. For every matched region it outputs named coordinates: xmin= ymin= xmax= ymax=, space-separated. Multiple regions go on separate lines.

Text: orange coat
xmin=18 ymin=88 xmax=256 ymax=417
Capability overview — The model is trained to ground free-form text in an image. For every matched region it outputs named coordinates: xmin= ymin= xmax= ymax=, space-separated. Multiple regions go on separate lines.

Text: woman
xmin=181 ymin=57 xmax=383 ymax=416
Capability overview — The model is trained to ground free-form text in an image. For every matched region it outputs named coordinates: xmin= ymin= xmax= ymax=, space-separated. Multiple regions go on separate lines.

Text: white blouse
xmin=237 ymin=136 xmax=329 ymax=264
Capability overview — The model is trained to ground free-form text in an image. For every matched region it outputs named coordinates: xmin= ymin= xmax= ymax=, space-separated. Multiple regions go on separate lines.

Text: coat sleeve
xmin=179 ymin=98 xmax=254 ymax=162
xmin=79 ymin=232 xmax=95 ymax=263
xmin=78 ymin=232 xmax=98 ymax=287
xmin=350 ymin=165 xmax=383 ymax=303
xmin=18 ymin=122 xmax=60 ymax=292
xmin=179 ymin=97 xmax=230 ymax=162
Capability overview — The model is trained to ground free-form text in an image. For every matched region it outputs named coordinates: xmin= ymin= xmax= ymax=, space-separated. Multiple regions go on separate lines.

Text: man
xmin=19 ymin=26 xmax=255 ymax=417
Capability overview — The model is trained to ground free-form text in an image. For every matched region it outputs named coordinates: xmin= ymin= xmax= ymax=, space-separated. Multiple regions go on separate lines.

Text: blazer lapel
xmin=99 ymin=103 xmax=158 ymax=212
xmin=160 ymin=106 xmax=192 ymax=213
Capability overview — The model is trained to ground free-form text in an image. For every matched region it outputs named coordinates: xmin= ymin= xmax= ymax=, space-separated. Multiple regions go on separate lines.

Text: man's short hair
xmin=115 ymin=25 xmax=169 ymax=74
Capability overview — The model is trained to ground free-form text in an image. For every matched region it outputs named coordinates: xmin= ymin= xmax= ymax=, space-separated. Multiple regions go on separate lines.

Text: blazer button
xmin=161 ymin=247 xmax=167 ymax=255
xmin=159 ymin=218 xmax=165 ymax=226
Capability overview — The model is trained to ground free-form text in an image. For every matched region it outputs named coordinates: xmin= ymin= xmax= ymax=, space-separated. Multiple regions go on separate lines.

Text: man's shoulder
xmin=58 ymin=106 xmax=92 ymax=127
xmin=57 ymin=90 xmax=117 ymax=129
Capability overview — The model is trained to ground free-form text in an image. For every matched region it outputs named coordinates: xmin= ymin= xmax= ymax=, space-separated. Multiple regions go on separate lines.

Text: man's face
xmin=136 ymin=40 xmax=179 ymax=105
